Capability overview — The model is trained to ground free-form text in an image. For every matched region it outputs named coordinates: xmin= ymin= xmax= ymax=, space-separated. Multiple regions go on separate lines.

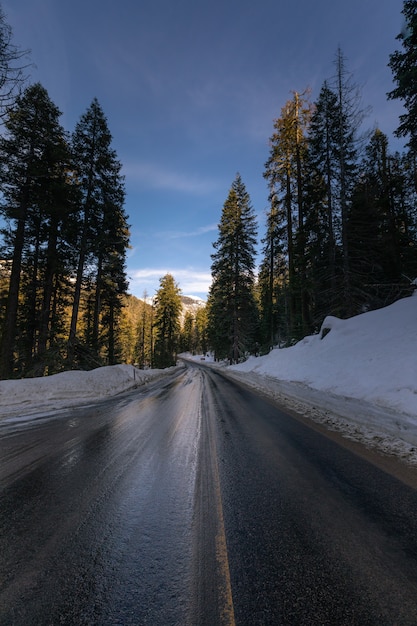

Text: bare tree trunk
xmin=36 ymin=215 xmax=59 ymax=374
xmin=67 ymin=191 xmax=91 ymax=365
xmin=0 ymin=194 xmax=29 ymax=379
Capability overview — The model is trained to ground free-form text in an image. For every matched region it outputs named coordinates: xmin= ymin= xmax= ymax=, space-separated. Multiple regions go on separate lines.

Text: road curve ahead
xmin=1 ymin=363 xmax=417 ymax=624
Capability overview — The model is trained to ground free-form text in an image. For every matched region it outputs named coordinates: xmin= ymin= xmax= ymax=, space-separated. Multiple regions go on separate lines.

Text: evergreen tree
xmin=180 ymin=311 xmax=197 ymax=354
xmin=393 ymin=151 xmax=417 ymax=284
xmin=303 ymin=54 xmax=366 ymax=322
xmin=264 ymin=91 xmax=312 ymax=339
xmin=0 ymin=83 xmax=72 ymax=378
xmin=153 ymin=274 xmax=182 ymax=368
xmin=92 ymin=169 xmax=129 ymax=365
xmin=304 ymin=82 xmax=340 ymax=321
xmin=348 ymin=130 xmax=417 ymax=309
xmin=257 ymin=194 xmax=288 ymax=348
xmin=347 ymin=131 xmax=389 ymax=311
xmin=332 ymin=48 xmax=367 ymax=315
xmin=388 ymin=1 xmax=417 ymax=151
xmin=133 ymin=291 xmax=154 ymax=368
xmin=207 ymin=174 xmax=259 ymax=363
xmin=195 ymin=306 xmax=208 ymax=355
xmin=68 ymin=98 xmax=128 ymax=367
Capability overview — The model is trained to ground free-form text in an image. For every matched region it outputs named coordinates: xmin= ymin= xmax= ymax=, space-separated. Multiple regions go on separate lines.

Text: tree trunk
xmin=67 ymin=192 xmax=91 ymax=365
xmin=108 ymin=299 xmax=115 ymax=365
xmin=92 ymin=255 xmax=103 ymax=356
xmin=36 ymin=215 xmax=59 ymax=375
xmin=0 ymin=196 xmax=28 ymax=379
xmin=285 ymin=165 xmax=296 ymax=338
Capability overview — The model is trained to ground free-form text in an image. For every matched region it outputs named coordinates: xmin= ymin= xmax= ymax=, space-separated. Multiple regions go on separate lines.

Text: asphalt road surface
xmin=2 ymin=362 xmax=417 ymax=625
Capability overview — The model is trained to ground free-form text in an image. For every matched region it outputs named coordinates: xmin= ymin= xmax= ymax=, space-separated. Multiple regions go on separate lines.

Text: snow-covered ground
xmin=0 ymin=365 xmax=176 ymax=421
xmin=189 ymin=293 xmax=417 ymax=465
xmin=0 ymin=293 xmax=416 ymax=464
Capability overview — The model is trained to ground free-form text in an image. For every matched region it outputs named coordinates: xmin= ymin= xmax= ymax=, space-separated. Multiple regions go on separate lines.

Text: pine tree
xmin=153 ymin=274 xmax=182 ymax=368
xmin=0 ymin=83 xmax=72 ymax=378
xmin=68 ymin=98 xmax=128 ymax=367
xmin=195 ymin=306 xmax=208 ymax=355
xmin=264 ymin=91 xmax=312 ymax=339
xmin=348 ymin=130 xmax=417 ymax=309
xmin=93 ymin=169 xmax=129 ymax=365
xmin=207 ymin=174 xmax=259 ymax=363
xmin=257 ymin=194 xmax=288 ymax=348
xmin=332 ymin=48 xmax=368 ymax=315
xmin=388 ymin=1 xmax=417 ymax=151
xmin=180 ymin=311 xmax=197 ymax=354
xmin=303 ymin=54 xmax=367 ymax=321
xmin=133 ymin=291 xmax=154 ymax=368
xmin=391 ymin=151 xmax=417 ymax=286
xmin=304 ymin=82 xmax=340 ymax=320
xmin=347 ymin=131 xmax=389 ymax=311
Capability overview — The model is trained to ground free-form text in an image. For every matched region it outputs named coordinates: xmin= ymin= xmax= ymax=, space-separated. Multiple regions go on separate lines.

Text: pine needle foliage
xmin=207 ymin=174 xmax=259 ymax=363
xmin=389 ymin=0 xmax=417 ymax=151
xmin=153 ymin=273 xmax=182 ymax=368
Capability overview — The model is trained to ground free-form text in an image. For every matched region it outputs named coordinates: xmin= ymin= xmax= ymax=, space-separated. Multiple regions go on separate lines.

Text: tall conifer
xmin=68 ymin=98 xmax=128 ymax=366
xmin=0 ymin=83 xmax=70 ymax=378
xmin=388 ymin=1 xmax=417 ymax=151
xmin=207 ymin=174 xmax=258 ymax=362
xmin=153 ymin=274 xmax=182 ymax=368
xmin=264 ymin=91 xmax=312 ymax=339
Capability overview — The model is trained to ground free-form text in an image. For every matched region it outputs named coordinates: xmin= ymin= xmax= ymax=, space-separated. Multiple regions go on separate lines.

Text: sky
xmin=1 ymin=293 xmax=416 ymax=464
xmin=3 ymin=0 xmax=406 ymax=299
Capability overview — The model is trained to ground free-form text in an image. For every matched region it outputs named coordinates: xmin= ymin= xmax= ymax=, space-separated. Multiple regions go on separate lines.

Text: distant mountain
xmin=129 ymin=293 xmax=205 ymax=325
xmin=180 ymin=295 xmax=206 ymax=323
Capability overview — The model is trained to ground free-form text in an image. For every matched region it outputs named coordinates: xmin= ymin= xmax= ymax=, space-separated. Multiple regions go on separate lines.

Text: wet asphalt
xmin=1 ymin=363 xmax=417 ymax=625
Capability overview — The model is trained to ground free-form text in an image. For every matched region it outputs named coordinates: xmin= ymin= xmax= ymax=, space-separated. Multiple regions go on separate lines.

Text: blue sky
xmin=4 ymin=0 xmax=405 ymax=299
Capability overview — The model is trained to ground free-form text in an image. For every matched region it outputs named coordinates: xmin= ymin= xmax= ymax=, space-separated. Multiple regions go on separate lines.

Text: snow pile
xmin=0 ymin=364 xmax=175 ymax=418
xmin=233 ymin=294 xmax=417 ymax=417
xmin=226 ymin=293 xmax=417 ymax=463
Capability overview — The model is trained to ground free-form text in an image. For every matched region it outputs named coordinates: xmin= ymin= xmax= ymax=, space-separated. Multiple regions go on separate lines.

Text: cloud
xmin=155 ymin=223 xmax=218 ymax=239
xmin=128 ymin=267 xmax=212 ymax=298
xmin=123 ymin=161 xmax=219 ymax=195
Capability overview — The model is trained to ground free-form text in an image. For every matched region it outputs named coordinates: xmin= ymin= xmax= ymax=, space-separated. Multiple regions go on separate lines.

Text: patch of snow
xmin=232 ymin=295 xmax=417 ymax=417
xmin=182 ymin=294 xmax=206 ymax=302
xmin=0 ymin=364 xmax=178 ymax=420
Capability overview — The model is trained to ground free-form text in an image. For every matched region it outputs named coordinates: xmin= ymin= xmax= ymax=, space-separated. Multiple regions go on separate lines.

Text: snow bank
xmin=233 ymin=294 xmax=417 ymax=418
xmin=0 ymin=364 xmax=177 ymax=418
xmin=214 ymin=294 xmax=417 ymax=464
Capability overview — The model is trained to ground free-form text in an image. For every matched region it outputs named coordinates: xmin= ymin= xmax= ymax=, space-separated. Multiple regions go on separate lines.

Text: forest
xmin=0 ymin=2 xmax=416 ymax=376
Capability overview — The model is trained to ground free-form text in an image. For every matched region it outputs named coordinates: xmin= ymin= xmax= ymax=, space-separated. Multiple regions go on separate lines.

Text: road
xmin=1 ymin=363 xmax=417 ymax=625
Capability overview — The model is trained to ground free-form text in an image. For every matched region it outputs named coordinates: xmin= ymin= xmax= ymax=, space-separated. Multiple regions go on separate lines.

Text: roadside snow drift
xmin=0 ymin=364 xmax=174 ymax=417
xmin=233 ymin=293 xmax=417 ymax=417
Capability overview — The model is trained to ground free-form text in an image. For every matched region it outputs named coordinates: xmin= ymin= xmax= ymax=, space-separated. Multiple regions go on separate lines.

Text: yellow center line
xmin=211 ymin=426 xmax=236 ymax=626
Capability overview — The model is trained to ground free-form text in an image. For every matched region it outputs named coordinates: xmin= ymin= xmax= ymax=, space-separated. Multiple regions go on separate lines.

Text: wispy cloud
xmin=128 ymin=267 xmax=212 ymax=298
xmin=123 ymin=161 xmax=220 ymax=195
xmin=155 ymin=223 xmax=218 ymax=240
